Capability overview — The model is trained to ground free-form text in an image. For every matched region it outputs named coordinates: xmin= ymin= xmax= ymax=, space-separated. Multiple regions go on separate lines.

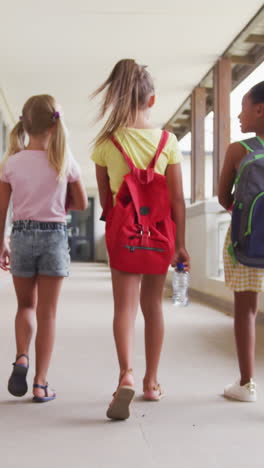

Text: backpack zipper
xmin=124 ymin=245 xmax=164 ymax=253
xmin=244 ymin=191 xmax=264 ymax=236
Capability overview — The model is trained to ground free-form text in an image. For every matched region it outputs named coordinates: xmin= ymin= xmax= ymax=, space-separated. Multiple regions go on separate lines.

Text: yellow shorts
xmin=223 ymin=224 xmax=264 ymax=292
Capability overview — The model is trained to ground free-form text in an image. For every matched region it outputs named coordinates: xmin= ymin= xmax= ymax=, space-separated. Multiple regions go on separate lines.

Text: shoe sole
xmin=143 ymin=392 xmax=165 ymax=401
xmin=224 ymin=391 xmax=256 ymax=402
xmin=106 ymin=386 xmax=135 ymax=420
xmin=32 ymin=395 xmax=56 ymax=403
xmin=8 ymin=365 xmax=28 ymax=397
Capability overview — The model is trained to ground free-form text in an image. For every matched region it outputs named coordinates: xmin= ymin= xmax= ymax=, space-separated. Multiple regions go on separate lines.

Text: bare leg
xmin=33 ymin=275 xmax=63 ymax=398
xmin=111 ymin=268 xmax=141 ymax=386
xmin=234 ymin=291 xmax=258 ymax=385
xmin=140 ymin=273 xmax=167 ymax=390
xmin=12 ymin=276 xmax=37 ymax=366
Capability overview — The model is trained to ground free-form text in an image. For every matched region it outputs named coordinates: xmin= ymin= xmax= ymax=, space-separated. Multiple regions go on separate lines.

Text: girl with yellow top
xmin=91 ymin=59 xmax=189 ymax=420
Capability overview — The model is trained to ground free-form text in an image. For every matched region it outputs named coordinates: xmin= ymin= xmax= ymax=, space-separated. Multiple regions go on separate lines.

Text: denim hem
xmin=38 ymin=270 xmax=69 ymax=277
xmin=10 ymin=270 xmax=36 ymax=278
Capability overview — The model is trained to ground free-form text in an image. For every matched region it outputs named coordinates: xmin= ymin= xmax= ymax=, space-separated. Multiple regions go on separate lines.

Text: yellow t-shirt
xmin=91 ymin=128 xmax=183 ymax=198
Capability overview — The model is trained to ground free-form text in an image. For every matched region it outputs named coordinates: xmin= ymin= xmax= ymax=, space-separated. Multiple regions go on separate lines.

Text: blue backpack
xmin=230 ymin=136 xmax=264 ymax=267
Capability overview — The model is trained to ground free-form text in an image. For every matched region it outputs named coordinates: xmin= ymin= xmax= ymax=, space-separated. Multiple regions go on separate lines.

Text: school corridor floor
xmin=1 ymin=262 xmax=264 ymax=468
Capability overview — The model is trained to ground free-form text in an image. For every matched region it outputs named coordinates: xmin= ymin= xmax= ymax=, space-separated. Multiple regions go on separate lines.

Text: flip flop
xmin=8 ymin=354 xmax=29 ymax=397
xmin=32 ymin=383 xmax=56 ymax=403
xmin=106 ymin=386 xmax=135 ymax=420
xmin=143 ymin=383 xmax=164 ymax=401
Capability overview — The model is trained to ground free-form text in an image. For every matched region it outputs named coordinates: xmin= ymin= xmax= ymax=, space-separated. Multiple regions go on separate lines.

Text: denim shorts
xmin=10 ymin=220 xmax=70 ymax=278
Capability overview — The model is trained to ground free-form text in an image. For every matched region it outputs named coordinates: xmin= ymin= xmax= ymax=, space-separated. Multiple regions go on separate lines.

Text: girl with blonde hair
xmin=91 ymin=59 xmax=189 ymax=420
xmin=0 ymin=94 xmax=87 ymax=402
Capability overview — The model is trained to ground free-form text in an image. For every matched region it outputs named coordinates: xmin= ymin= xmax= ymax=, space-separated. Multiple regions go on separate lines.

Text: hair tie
xmin=53 ymin=111 xmax=60 ymax=120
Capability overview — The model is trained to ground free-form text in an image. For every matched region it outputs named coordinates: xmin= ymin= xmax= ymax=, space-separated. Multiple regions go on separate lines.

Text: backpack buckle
xmin=139 ymin=227 xmax=151 ymax=238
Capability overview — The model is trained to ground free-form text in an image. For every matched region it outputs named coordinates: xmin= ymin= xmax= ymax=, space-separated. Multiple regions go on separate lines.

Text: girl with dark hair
xmin=91 ymin=59 xmax=189 ymax=420
xmin=0 ymin=95 xmax=87 ymax=402
xmin=219 ymin=81 xmax=264 ymax=402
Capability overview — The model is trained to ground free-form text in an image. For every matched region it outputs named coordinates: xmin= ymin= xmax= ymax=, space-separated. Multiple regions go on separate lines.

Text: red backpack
xmin=104 ymin=130 xmax=176 ymax=274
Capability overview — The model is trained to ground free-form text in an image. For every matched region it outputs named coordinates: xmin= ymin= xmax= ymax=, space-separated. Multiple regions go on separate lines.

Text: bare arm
xmin=0 ymin=181 xmax=11 ymax=243
xmin=166 ymin=164 xmax=190 ymax=270
xmin=95 ymin=165 xmax=110 ymax=209
xmin=218 ymin=142 xmax=247 ymax=210
xmin=0 ymin=181 xmax=11 ymax=270
xmin=67 ymin=179 xmax=88 ymax=211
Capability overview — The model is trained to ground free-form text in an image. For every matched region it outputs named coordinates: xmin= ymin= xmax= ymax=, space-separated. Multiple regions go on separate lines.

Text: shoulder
xmin=92 ymin=138 xmax=112 ymax=154
xmin=225 ymin=141 xmax=247 ymax=170
xmin=2 ymin=151 xmax=22 ymax=169
xmin=165 ymin=131 xmax=178 ymax=146
xmin=91 ymin=139 xmax=112 ymax=166
xmin=226 ymin=141 xmax=247 ymax=153
xmin=163 ymin=131 xmax=182 ymax=164
xmin=0 ymin=151 xmax=24 ymax=182
xmin=6 ymin=150 xmax=32 ymax=162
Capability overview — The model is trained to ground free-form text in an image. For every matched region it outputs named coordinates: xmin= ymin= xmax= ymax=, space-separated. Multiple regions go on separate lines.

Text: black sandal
xmin=8 ymin=353 xmax=29 ymax=397
xmin=32 ymin=383 xmax=56 ymax=403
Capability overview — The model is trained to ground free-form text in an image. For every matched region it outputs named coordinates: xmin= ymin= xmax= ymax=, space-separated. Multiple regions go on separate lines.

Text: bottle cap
xmin=176 ymin=262 xmax=185 ymax=271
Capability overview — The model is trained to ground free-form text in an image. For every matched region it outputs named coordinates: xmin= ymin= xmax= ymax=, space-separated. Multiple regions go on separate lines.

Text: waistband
xmin=12 ymin=220 xmax=67 ymax=231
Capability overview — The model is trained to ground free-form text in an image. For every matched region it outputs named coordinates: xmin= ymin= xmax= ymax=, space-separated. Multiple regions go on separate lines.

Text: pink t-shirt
xmin=0 ymin=150 xmax=81 ymax=222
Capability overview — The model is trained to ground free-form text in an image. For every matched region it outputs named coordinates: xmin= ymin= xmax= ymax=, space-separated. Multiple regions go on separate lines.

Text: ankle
xmin=15 ymin=354 xmax=29 ymax=367
xmin=119 ymin=368 xmax=134 ymax=387
xmin=143 ymin=376 xmax=158 ymax=391
xmin=240 ymin=377 xmax=254 ymax=386
xmin=34 ymin=376 xmax=47 ymax=387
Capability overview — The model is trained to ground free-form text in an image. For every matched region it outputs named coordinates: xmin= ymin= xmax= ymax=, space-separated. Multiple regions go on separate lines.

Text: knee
xmin=37 ymin=307 xmax=57 ymax=322
xmin=17 ymin=303 xmax=36 ymax=312
xmin=114 ymin=306 xmax=137 ymax=322
xmin=141 ymin=299 xmax=162 ymax=319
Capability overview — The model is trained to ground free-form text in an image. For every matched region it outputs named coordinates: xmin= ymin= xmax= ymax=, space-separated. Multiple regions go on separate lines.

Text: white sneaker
xmin=224 ymin=378 xmax=257 ymax=402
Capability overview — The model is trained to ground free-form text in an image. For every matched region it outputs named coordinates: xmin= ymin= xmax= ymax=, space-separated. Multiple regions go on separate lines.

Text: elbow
xmin=70 ymin=197 xmax=88 ymax=211
xmin=218 ymin=194 xmax=224 ymax=207
xmin=79 ymin=197 xmax=88 ymax=211
xmin=218 ymin=194 xmax=229 ymax=211
xmin=83 ymin=198 xmax=88 ymax=210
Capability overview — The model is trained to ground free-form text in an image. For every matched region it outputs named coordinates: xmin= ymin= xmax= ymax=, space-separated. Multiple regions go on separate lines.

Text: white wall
xmin=181 ymin=153 xmax=213 ymax=201
xmin=0 ymin=88 xmax=13 ymax=130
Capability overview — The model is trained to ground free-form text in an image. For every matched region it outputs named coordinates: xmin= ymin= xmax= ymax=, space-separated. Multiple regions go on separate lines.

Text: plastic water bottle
xmin=172 ymin=262 xmax=189 ymax=306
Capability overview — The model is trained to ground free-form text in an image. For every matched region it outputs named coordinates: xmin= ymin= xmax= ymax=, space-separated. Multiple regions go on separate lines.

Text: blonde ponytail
xmin=47 ymin=118 xmax=67 ymax=179
xmin=92 ymin=59 xmax=154 ymax=145
xmin=0 ymin=120 xmax=25 ymax=175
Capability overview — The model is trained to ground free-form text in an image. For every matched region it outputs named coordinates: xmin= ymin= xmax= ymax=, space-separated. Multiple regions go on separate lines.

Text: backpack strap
xmin=147 ymin=130 xmax=170 ymax=169
xmin=110 ymin=130 xmax=170 ymax=171
xmin=239 ymin=136 xmax=264 ymax=153
xmin=256 ymin=136 xmax=264 ymax=147
xmin=110 ymin=137 xmax=135 ymax=171
xmin=239 ymin=141 xmax=254 ymax=153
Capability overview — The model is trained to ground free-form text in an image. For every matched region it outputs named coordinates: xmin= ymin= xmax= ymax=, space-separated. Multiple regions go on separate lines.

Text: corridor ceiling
xmin=0 ymin=1 xmax=263 ymax=187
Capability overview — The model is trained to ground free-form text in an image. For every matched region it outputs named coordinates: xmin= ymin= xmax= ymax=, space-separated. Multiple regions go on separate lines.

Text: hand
xmin=171 ymin=246 xmax=190 ymax=272
xmin=0 ymin=241 xmax=10 ymax=271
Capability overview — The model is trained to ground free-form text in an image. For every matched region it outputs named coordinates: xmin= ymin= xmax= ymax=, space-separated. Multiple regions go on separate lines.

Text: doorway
xmin=67 ymin=197 xmax=94 ymax=261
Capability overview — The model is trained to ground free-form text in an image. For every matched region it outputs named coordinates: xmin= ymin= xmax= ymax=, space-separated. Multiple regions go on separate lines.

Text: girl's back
xmin=2 ymin=149 xmax=79 ymax=222
xmin=92 ymin=127 xmax=182 ymax=197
